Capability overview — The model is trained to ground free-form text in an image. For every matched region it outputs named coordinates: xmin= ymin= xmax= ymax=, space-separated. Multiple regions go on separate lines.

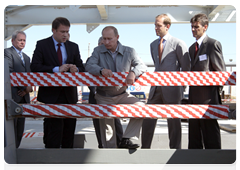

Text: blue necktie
xmin=19 ymin=52 xmax=25 ymax=66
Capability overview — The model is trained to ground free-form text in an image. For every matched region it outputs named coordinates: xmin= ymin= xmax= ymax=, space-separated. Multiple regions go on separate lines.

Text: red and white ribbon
xmin=22 ymin=132 xmax=43 ymax=138
xmin=21 ymin=104 xmax=229 ymax=119
xmin=10 ymin=71 xmax=236 ymax=86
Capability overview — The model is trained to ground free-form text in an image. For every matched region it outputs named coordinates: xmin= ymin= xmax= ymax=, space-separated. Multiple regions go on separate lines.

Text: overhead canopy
xmin=4 ymin=5 xmax=236 ymax=40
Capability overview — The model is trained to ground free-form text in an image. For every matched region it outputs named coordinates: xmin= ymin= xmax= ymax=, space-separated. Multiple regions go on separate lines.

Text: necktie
xmin=195 ymin=42 xmax=199 ymax=59
xmin=158 ymin=38 xmax=164 ymax=63
xmin=57 ymin=43 xmax=62 ymax=65
xmin=18 ymin=52 xmax=25 ymax=66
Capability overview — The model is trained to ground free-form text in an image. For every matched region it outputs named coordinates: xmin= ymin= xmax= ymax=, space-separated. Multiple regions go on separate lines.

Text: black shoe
xmin=119 ymin=138 xmax=139 ymax=149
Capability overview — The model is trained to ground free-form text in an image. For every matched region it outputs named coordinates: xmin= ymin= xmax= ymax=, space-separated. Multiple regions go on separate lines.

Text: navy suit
xmin=31 ymin=36 xmax=85 ymax=148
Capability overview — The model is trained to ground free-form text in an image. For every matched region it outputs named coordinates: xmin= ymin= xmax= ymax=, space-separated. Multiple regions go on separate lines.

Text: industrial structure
xmin=4 ymin=5 xmax=236 ymax=164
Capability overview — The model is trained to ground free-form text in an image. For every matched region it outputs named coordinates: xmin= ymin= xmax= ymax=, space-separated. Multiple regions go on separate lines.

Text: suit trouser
xmin=188 ymin=119 xmax=221 ymax=149
xmin=43 ymin=91 xmax=76 ymax=148
xmin=14 ymin=97 xmax=26 ymax=148
xmin=141 ymin=86 xmax=182 ymax=149
xmin=95 ymin=92 xmax=143 ymax=148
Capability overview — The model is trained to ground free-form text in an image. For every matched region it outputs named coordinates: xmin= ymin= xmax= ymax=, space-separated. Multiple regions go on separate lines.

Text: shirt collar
xmin=197 ymin=33 xmax=207 ymax=47
xmin=159 ymin=33 xmax=170 ymax=41
xmin=12 ymin=45 xmax=21 ymax=54
xmin=101 ymin=41 xmax=124 ymax=55
xmin=52 ymin=36 xmax=63 ymax=46
xmin=109 ymin=44 xmax=119 ymax=54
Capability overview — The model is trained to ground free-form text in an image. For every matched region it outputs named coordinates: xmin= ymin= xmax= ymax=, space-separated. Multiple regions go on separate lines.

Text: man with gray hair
xmin=4 ymin=30 xmax=32 ymax=148
xmin=98 ymin=36 xmax=103 ymax=46
xmin=86 ymin=26 xmax=147 ymax=148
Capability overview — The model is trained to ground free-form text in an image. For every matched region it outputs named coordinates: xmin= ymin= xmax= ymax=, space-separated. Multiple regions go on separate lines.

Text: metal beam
xmin=97 ymin=5 xmax=108 ymax=20
xmin=4 ymin=58 xmax=17 ymax=164
xmin=4 ymin=5 xmax=236 ymax=39
xmin=208 ymin=5 xmax=225 ymax=21
xmin=86 ymin=23 xmax=100 ymax=33
xmin=5 ymin=5 xmax=41 ymax=16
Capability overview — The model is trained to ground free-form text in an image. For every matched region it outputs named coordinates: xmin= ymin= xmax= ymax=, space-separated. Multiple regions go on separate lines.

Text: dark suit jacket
xmin=188 ymin=35 xmax=226 ymax=104
xmin=4 ymin=46 xmax=31 ymax=103
xmin=30 ymin=36 xmax=85 ymax=104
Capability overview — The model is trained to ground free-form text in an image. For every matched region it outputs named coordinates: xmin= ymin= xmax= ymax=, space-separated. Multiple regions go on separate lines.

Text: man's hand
xmin=125 ymin=71 xmax=136 ymax=85
xmin=59 ymin=64 xmax=70 ymax=72
xmin=101 ymin=68 xmax=113 ymax=77
xmin=17 ymin=86 xmax=33 ymax=97
xmin=69 ymin=64 xmax=78 ymax=73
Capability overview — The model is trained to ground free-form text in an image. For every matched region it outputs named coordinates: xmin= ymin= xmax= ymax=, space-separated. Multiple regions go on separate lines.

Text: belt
xmin=96 ymin=89 xmax=126 ymax=97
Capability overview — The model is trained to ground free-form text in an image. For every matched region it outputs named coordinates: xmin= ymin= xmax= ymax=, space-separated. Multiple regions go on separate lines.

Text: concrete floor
xmin=19 ymin=118 xmax=236 ymax=149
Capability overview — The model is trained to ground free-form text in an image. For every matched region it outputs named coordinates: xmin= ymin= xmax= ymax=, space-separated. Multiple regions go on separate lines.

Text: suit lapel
xmin=193 ymin=36 xmax=208 ymax=66
xmin=10 ymin=47 xmax=26 ymax=67
xmin=64 ymin=41 xmax=70 ymax=63
xmin=161 ymin=35 xmax=172 ymax=63
xmin=48 ymin=37 xmax=61 ymax=65
xmin=22 ymin=53 xmax=31 ymax=71
xmin=152 ymin=40 xmax=159 ymax=65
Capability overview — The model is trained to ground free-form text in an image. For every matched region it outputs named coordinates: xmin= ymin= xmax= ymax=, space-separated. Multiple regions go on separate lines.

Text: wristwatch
xmin=130 ymin=70 xmax=135 ymax=75
xmin=100 ymin=68 xmax=104 ymax=75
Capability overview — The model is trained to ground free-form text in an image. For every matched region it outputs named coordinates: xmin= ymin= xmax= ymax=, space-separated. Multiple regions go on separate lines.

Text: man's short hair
xmin=102 ymin=26 xmax=119 ymax=36
xmin=156 ymin=14 xmax=171 ymax=26
xmin=52 ymin=17 xmax=70 ymax=30
xmin=12 ymin=30 xmax=26 ymax=40
xmin=190 ymin=13 xmax=209 ymax=27
xmin=98 ymin=37 xmax=103 ymax=45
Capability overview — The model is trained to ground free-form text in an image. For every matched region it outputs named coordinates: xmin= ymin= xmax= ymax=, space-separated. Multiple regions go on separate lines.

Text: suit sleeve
xmin=209 ymin=41 xmax=226 ymax=71
xmin=4 ymin=49 xmax=26 ymax=91
xmin=72 ymin=44 xmax=85 ymax=72
xmin=176 ymin=40 xmax=191 ymax=71
xmin=150 ymin=43 xmax=156 ymax=64
xmin=4 ymin=49 xmax=14 ymax=72
xmin=31 ymin=41 xmax=56 ymax=72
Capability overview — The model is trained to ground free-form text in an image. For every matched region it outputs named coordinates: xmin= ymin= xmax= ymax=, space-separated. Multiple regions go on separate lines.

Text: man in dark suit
xmin=31 ymin=17 xmax=85 ymax=148
xmin=4 ymin=30 xmax=33 ymax=148
xmin=188 ymin=13 xmax=226 ymax=149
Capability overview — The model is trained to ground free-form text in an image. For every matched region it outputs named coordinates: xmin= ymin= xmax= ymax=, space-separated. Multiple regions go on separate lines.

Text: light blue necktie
xmin=18 ymin=52 xmax=25 ymax=66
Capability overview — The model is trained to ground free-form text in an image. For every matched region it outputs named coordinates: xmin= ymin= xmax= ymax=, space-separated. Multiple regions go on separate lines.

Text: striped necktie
xmin=18 ymin=52 xmax=25 ymax=66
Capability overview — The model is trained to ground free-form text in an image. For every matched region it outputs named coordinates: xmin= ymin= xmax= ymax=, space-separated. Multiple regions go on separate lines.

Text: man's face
xmin=102 ymin=28 xmax=119 ymax=52
xmin=52 ymin=24 xmax=69 ymax=43
xmin=155 ymin=17 xmax=169 ymax=38
xmin=191 ymin=22 xmax=208 ymax=40
xmin=12 ymin=33 xmax=26 ymax=51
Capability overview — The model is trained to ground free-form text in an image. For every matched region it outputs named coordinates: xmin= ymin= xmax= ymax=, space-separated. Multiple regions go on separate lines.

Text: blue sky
xmin=6 ymin=22 xmax=236 ymax=71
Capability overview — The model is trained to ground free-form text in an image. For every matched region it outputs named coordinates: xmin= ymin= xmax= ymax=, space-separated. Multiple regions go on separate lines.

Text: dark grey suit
xmin=4 ymin=46 xmax=31 ymax=148
xmin=141 ymin=34 xmax=190 ymax=149
xmin=188 ymin=35 xmax=226 ymax=149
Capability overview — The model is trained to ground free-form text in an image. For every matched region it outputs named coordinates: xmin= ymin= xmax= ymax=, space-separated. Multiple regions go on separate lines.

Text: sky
xmin=6 ymin=22 xmax=236 ymax=72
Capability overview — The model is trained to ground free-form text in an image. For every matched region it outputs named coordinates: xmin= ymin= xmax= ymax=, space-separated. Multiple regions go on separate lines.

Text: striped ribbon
xmin=10 ymin=71 xmax=236 ymax=86
xmin=21 ymin=104 xmax=229 ymax=119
